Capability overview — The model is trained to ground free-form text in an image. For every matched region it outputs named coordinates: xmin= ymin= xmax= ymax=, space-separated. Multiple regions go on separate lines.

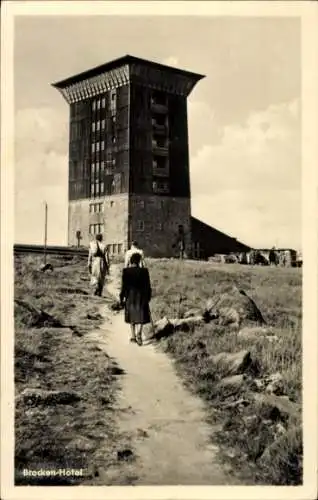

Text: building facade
xmin=52 ymin=55 xmax=204 ymax=257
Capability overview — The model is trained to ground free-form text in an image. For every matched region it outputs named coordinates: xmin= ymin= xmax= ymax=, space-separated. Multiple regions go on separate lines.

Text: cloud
xmin=189 ymin=99 xmax=301 ymax=249
xmin=14 ymin=107 xmax=68 ymax=244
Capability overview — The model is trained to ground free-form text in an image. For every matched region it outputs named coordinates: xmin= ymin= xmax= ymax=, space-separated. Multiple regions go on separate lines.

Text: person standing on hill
xmin=124 ymin=240 xmax=145 ymax=268
xmin=119 ymin=252 xmax=152 ymax=346
xmin=88 ymin=234 xmax=110 ymax=296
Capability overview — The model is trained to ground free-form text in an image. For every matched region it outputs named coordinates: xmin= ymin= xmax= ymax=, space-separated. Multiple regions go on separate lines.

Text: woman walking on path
xmin=119 ymin=252 xmax=152 ymax=346
xmin=88 ymin=234 xmax=110 ymax=296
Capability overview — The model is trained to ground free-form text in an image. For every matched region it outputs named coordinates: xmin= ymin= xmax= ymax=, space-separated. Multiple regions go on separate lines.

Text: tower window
xmin=101 ymin=97 xmax=106 ymax=108
xmin=153 ymin=181 xmax=169 ymax=194
xmin=97 ymin=99 xmax=101 ymax=110
xmin=92 ymin=122 xmax=96 ymax=132
xmin=101 ymin=119 xmax=106 ymax=129
xmin=96 ymin=121 xmax=100 ymax=131
xmin=91 ymin=143 xmax=95 ymax=153
xmin=137 ymin=220 xmax=144 ymax=232
xmin=92 ymin=100 xmax=96 ymax=111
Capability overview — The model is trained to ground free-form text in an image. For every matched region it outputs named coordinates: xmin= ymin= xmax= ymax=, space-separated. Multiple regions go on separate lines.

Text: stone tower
xmin=52 ymin=55 xmax=204 ymax=257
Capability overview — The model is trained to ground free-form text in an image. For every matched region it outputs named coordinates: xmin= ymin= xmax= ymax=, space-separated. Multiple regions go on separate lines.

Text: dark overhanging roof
xmin=191 ymin=216 xmax=251 ymax=250
xmin=52 ymin=54 xmax=205 ymax=89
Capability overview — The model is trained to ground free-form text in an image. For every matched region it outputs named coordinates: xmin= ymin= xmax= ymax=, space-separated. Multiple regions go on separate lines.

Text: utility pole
xmin=44 ymin=201 xmax=48 ymax=265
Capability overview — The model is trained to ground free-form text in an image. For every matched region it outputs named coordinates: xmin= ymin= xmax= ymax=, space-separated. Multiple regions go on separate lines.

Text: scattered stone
xmin=264 ymin=373 xmax=284 ymax=396
xmin=39 ymin=263 xmax=54 ymax=272
xmin=170 ymin=316 xmax=205 ymax=332
xmin=220 ymin=398 xmax=250 ymax=410
xmin=117 ymin=448 xmax=134 ymax=461
xmin=87 ymin=313 xmax=103 ymax=320
xmin=183 ymin=308 xmax=203 ymax=319
xmin=66 ymin=437 xmax=95 ymax=452
xmin=107 ymin=365 xmax=125 ymax=375
xmin=265 ymin=335 xmax=279 ymax=343
xmin=19 ymin=388 xmax=81 ymax=406
xmin=149 ymin=317 xmax=174 ymax=340
xmin=210 ymin=350 xmax=252 ymax=376
xmin=14 ymin=299 xmax=64 ymax=328
xmin=137 ymin=428 xmax=149 ymax=438
xmin=215 ymin=374 xmax=245 ymax=393
xmin=237 ymin=326 xmax=277 ymax=341
xmin=33 ymin=361 xmax=47 ymax=372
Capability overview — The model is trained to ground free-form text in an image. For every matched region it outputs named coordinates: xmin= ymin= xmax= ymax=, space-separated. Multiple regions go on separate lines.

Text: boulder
xmin=149 ymin=317 xmax=174 ymax=340
xmin=170 ymin=316 xmax=205 ymax=332
xmin=257 ymin=427 xmax=302 ymax=484
xmin=18 ymin=388 xmax=81 ymax=406
xmin=250 ymin=392 xmax=301 ymax=422
xmin=204 ymin=286 xmax=265 ymax=327
xmin=217 ymin=307 xmax=240 ymax=328
xmin=210 ymin=350 xmax=252 ymax=376
xmin=214 ymin=374 xmax=245 ymax=395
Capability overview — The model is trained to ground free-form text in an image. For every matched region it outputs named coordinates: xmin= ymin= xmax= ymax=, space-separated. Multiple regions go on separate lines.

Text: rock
xmin=257 ymin=427 xmax=302 ymax=482
xmin=87 ymin=313 xmax=103 ymax=320
xmin=220 ymin=398 xmax=250 ymax=410
xmin=14 ymin=299 xmax=63 ymax=328
xmin=264 ymin=373 xmax=284 ymax=395
xmin=19 ymin=388 xmax=81 ymax=406
xmin=214 ymin=375 xmax=246 ymax=399
xmin=137 ymin=428 xmax=149 ymax=438
xmin=204 ymin=286 xmax=265 ymax=327
xmin=215 ymin=374 xmax=245 ymax=392
xmin=237 ymin=326 xmax=277 ymax=341
xmin=250 ymin=392 xmax=301 ymax=422
xmin=217 ymin=307 xmax=240 ymax=327
xmin=183 ymin=308 xmax=203 ymax=319
xmin=67 ymin=437 xmax=95 ymax=452
xmin=149 ymin=317 xmax=174 ymax=340
xmin=210 ymin=350 xmax=252 ymax=376
xmin=39 ymin=263 xmax=54 ymax=272
xmin=170 ymin=316 xmax=205 ymax=332
xmin=117 ymin=448 xmax=134 ymax=461
xmin=265 ymin=335 xmax=279 ymax=343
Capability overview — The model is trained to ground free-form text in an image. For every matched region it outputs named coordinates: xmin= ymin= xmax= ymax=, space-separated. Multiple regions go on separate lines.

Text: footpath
xmin=85 ymin=265 xmax=239 ymax=485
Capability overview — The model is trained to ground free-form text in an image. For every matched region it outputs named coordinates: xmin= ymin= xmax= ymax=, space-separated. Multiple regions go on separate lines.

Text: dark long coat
xmin=119 ymin=266 xmax=152 ymax=324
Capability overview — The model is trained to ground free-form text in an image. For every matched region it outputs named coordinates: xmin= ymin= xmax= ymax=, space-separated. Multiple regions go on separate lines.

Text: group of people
xmin=87 ymin=235 xmax=152 ymax=346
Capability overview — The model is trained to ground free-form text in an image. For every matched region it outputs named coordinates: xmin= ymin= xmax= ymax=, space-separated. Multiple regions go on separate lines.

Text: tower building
xmin=52 ymin=55 xmax=204 ymax=257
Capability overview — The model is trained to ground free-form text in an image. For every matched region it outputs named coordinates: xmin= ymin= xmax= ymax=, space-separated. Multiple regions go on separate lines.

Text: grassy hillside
xmin=14 ymin=254 xmax=131 ymax=485
xmin=147 ymin=259 xmax=302 ymax=485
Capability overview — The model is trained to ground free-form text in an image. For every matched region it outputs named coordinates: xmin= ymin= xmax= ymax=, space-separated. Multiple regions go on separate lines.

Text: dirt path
xmin=87 ymin=265 xmax=239 ymax=485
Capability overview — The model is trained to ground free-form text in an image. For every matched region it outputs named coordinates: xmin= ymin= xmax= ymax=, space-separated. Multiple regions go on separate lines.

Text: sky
xmin=14 ymin=15 xmax=301 ymax=249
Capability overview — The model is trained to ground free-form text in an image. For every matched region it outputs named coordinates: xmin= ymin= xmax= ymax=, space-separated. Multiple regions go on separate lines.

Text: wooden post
xmin=44 ymin=201 xmax=48 ymax=265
